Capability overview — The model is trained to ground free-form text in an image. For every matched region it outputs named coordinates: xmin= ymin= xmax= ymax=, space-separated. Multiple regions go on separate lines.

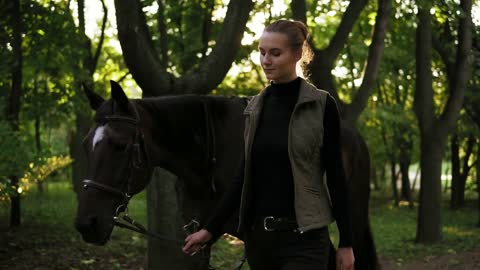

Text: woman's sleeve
xmin=203 ymin=158 xmax=245 ymax=239
xmin=322 ymin=95 xmax=353 ymax=248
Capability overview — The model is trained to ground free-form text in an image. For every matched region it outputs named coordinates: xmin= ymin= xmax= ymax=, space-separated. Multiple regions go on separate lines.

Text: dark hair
xmin=264 ymin=20 xmax=314 ymax=72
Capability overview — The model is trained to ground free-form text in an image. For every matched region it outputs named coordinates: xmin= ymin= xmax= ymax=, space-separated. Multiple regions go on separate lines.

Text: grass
xmin=1 ymin=181 xmax=479 ymax=269
xmin=0 ymin=182 xmax=148 ymax=269
xmin=369 ymin=193 xmax=480 ymax=266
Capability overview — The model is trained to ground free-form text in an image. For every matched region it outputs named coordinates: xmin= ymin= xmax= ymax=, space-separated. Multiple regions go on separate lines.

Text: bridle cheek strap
xmin=82 ymin=179 xmax=130 ymax=202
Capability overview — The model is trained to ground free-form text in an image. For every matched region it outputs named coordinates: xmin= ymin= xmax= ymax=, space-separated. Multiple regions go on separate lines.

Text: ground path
xmin=379 ymin=247 xmax=480 ymax=270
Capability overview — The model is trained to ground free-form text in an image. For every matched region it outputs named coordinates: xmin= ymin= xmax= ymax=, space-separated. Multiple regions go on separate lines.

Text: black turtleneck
xmin=205 ymin=77 xmax=353 ymax=247
xmin=250 ymin=77 xmax=301 ymax=218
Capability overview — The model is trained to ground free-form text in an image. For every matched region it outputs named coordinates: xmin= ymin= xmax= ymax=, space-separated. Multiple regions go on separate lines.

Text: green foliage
xmin=210 ymin=235 xmax=248 ymax=269
xmin=143 ymin=0 xmax=224 ymax=74
xmin=20 ymin=0 xmax=83 ymax=123
xmin=0 ymin=130 xmax=72 ymax=201
xmin=0 ymin=120 xmax=32 ymax=177
xmin=142 ymin=0 xmax=291 ymax=93
xmin=19 ymin=155 xmax=72 ymax=193
xmin=307 ymin=1 xmax=348 ymax=49
xmin=0 ymin=0 xmax=83 ymax=202
xmin=0 ymin=119 xmax=32 ymax=201
xmin=360 ymin=102 xmax=420 ymax=173
xmin=214 ymin=57 xmax=265 ymax=97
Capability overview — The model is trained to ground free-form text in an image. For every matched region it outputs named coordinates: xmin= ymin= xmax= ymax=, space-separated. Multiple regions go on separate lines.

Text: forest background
xmin=1 ymin=0 xmax=480 ymax=269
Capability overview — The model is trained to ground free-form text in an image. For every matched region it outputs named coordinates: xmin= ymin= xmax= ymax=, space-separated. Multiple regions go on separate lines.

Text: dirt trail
xmin=379 ymin=247 xmax=480 ymax=270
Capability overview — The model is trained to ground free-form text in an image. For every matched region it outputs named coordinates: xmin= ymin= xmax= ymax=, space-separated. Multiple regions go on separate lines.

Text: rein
xmin=82 ymin=101 xmax=186 ymax=244
xmin=81 ymin=99 xmax=234 ymax=265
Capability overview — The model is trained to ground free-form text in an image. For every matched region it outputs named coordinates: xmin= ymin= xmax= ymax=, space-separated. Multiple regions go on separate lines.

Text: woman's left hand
xmin=336 ymin=247 xmax=354 ymax=270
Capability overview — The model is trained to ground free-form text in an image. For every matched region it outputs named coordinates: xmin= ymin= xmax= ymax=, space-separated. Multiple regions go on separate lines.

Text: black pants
xmin=244 ymin=226 xmax=330 ymax=270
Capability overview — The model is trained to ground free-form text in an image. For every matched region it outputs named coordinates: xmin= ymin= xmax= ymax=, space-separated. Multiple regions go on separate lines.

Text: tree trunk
xmin=114 ymin=0 xmax=254 ymax=96
xmin=371 ymin=165 xmax=379 ymax=191
xmin=458 ymin=136 xmax=475 ymax=207
xmin=290 ymin=0 xmax=307 ymax=23
xmin=34 ymin=79 xmax=44 ymax=193
xmin=146 ymin=168 xmax=209 ymax=270
xmin=399 ymin=150 xmax=413 ymax=208
xmin=35 ymin=113 xmax=44 ymax=193
xmin=412 ymin=166 xmax=420 ymax=192
xmin=416 ymin=134 xmax=445 ymax=243
xmin=70 ymin=112 xmax=90 ymax=194
xmin=476 ymin=144 xmax=480 ymax=227
xmin=381 ymin=164 xmax=386 ymax=189
xmin=10 ymin=176 xmax=21 ymax=227
xmin=414 ymin=5 xmax=439 ymax=243
xmin=308 ymin=0 xmax=391 ymax=121
xmin=390 ymin=161 xmax=399 ymax=205
xmin=414 ymin=0 xmax=472 ymax=244
xmin=451 ymin=134 xmax=462 ymax=209
xmin=8 ymin=0 xmax=22 ymax=227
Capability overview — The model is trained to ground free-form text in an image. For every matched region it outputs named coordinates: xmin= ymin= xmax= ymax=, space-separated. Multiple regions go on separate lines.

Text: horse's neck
xmin=133 ymin=96 xmax=213 ymax=178
xmin=134 ymin=95 xmax=247 ymax=197
xmin=135 ymin=95 xmax=246 ymax=145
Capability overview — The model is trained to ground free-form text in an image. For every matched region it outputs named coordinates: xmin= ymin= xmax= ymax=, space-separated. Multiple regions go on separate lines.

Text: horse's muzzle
xmin=74 ymin=216 xmax=113 ymax=245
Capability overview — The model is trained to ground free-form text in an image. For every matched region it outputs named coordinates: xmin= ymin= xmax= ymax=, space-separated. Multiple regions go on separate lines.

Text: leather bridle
xmin=81 ymin=100 xmax=166 ymax=240
xmin=82 ymin=100 xmax=151 ymax=213
xmin=81 ymin=99 xmax=218 ymax=244
xmin=81 ymin=98 xmax=247 ymax=269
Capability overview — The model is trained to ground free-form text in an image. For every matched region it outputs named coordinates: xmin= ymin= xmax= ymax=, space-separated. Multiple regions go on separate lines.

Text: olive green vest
xmin=238 ymin=78 xmax=334 ymax=233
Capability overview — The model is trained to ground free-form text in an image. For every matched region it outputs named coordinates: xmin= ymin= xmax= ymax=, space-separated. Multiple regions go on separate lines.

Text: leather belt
xmin=254 ymin=216 xmax=298 ymax=232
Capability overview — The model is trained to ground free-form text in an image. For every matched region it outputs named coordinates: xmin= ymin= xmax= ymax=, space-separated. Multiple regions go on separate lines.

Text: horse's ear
xmin=110 ymin=80 xmax=129 ymax=111
xmin=82 ymin=82 xmax=105 ymax=110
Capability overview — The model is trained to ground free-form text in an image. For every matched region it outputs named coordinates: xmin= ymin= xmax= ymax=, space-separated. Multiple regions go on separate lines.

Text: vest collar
xmin=244 ymin=78 xmax=325 ymax=114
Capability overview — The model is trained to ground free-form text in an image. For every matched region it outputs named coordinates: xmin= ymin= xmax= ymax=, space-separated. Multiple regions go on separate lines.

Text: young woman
xmin=182 ymin=19 xmax=354 ymax=270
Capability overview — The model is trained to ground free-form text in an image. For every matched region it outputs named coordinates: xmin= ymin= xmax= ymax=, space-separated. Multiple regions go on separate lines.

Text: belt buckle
xmin=263 ymin=216 xmax=275 ymax=231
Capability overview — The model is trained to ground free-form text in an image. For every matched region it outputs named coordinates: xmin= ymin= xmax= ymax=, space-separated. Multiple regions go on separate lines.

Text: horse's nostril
xmin=74 ymin=217 xmax=97 ymax=233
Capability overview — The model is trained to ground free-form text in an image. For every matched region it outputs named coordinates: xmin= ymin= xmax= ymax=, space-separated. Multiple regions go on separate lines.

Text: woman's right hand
xmin=182 ymin=229 xmax=213 ymax=255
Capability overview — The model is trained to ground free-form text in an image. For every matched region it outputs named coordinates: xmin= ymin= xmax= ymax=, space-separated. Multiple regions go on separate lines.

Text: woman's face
xmin=258 ymin=31 xmax=301 ymax=83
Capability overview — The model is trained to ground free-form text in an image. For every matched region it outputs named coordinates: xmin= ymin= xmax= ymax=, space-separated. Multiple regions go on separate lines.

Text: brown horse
xmin=74 ymin=81 xmax=379 ymax=269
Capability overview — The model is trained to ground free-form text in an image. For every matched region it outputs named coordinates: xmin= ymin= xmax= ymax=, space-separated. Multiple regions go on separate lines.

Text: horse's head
xmin=74 ymin=81 xmax=152 ymax=245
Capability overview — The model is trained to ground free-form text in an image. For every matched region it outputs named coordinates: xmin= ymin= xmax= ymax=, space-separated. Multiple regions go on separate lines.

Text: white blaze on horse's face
xmin=92 ymin=125 xmax=106 ymax=151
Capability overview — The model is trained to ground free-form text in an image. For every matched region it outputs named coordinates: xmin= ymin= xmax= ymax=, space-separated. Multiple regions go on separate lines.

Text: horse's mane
xmin=133 ymin=94 xmax=248 ymax=127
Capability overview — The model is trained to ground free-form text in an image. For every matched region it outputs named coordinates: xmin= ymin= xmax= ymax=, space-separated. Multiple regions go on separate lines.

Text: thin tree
xmin=7 ymin=0 xmax=22 ymax=227
xmin=70 ymin=0 xmax=107 ymax=195
xmin=450 ymin=133 xmax=475 ymax=209
xmin=414 ymin=0 xmax=472 ymax=243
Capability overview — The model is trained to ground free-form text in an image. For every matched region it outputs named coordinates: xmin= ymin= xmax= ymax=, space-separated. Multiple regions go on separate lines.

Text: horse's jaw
xmin=75 ymin=216 xmax=114 ymax=246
